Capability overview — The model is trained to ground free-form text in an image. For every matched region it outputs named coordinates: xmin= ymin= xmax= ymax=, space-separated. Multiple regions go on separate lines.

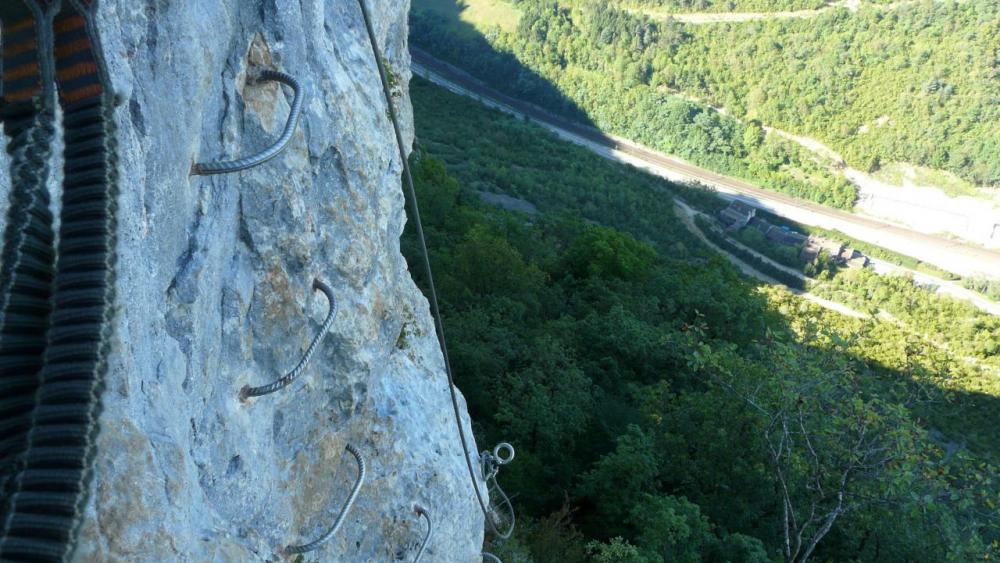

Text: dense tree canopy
xmin=658 ymin=1 xmax=1000 ymax=185
xmin=413 ymin=0 xmax=1000 ymax=213
xmin=404 ymin=77 xmax=1000 ymax=561
xmin=411 ymin=2 xmax=859 ymax=208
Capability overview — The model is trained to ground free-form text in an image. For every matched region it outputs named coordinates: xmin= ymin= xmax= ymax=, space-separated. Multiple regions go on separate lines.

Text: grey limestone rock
xmin=0 ymin=0 xmax=485 ymax=561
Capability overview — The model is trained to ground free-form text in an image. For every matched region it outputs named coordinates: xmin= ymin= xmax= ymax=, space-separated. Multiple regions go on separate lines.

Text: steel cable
xmin=355 ymin=0 xmax=512 ymax=540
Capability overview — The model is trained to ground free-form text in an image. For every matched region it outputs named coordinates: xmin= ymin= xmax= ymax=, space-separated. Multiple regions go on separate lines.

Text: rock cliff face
xmin=10 ymin=1 xmax=483 ymax=560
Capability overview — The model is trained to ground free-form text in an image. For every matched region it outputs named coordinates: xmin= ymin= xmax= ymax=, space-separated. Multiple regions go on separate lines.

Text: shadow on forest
xmin=408 ymin=0 xmax=598 ymax=130
xmin=403 ymin=2 xmax=1000 ymax=558
xmin=408 ymin=4 xmax=1000 ymax=463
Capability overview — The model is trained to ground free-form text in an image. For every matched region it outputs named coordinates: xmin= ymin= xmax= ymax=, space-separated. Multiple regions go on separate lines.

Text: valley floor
xmin=412 ymin=50 xmax=1000 ymax=283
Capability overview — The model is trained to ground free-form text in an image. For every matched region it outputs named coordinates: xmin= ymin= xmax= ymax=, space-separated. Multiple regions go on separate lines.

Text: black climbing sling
xmin=0 ymin=1 xmax=117 ymax=560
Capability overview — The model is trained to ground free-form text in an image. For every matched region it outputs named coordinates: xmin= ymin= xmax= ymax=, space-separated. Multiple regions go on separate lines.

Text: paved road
xmin=639 ymin=0 xmax=858 ymax=23
xmin=411 ymin=49 xmax=1000 ymax=280
xmin=637 ymin=0 xmax=931 ymax=25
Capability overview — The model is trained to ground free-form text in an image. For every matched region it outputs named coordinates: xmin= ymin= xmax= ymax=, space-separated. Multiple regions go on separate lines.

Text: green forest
xmin=404 ymin=77 xmax=1000 ymax=562
xmin=411 ymin=0 xmax=1000 ymax=206
xmin=411 ymin=1 xmax=858 ymax=209
xmin=649 ymin=1 xmax=1000 ymax=184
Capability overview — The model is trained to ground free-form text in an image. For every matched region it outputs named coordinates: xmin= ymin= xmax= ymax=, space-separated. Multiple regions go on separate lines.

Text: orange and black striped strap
xmin=0 ymin=1 xmax=103 ymax=109
xmin=53 ymin=3 xmax=104 ymax=106
xmin=1 ymin=5 xmax=45 ymax=105
xmin=0 ymin=2 xmax=60 ymax=560
xmin=0 ymin=2 xmax=115 ymax=561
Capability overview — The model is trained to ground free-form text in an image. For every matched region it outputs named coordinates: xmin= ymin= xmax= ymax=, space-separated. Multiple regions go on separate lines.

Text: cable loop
xmin=482 ymin=552 xmax=503 ymax=563
xmin=191 ymin=69 xmax=304 ymax=176
xmin=413 ymin=504 xmax=432 ymax=563
xmin=356 ymin=0 xmax=516 ymax=540
xmin=284 ymin=444 xmax=366 ymax=555
xmin=240 ymin=278 xmax=336 ymax=400
xmin=479 ymin=444 xmax=516 ymax=538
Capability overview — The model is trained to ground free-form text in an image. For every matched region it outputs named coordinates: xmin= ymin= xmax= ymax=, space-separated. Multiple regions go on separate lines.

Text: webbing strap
xmin=0 ymin=1 xmax=117 ymax=561
xmin=1 ymin=4 xmax=46 ymax=104
xmin=0 ymin=1 xmax=59 ymax=553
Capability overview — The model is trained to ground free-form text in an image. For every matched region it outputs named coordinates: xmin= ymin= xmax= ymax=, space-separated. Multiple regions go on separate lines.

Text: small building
xmin=846 ymin=256 xmax=869 ymax=269
xmin=799 ymin=235 xmax=869 ymax=268
xmin=766 ymin=226 xmax=808 ymax=247
xmin=718 ymin=201 xmax=756 ymax=231
xmin=801 ymin=236 xmax=842 ymax=263
xmin=807 ymin=236 xmax=844 ymax=258
xmin=748 ymin=217 xmax=773 ymax=235
xmin=839 ymin=247 xmax=858 ymax=261
xmin=746 ymin=216 xmax=808 ymax=247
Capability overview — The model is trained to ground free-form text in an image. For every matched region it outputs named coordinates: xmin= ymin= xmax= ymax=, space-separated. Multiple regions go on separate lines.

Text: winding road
xmin=411 ymin=49 xmax=1000 ymax=281
xmin=636 ymin=1 xmax=944 ymax=24
xmin=639 ymin=0 xmax=860 ymax=24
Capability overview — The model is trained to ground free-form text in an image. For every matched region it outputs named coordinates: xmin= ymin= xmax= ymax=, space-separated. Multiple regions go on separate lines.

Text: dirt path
xmin=763 ymin=126 xmax=1000 ymax=250
xmin=678 ymin=203 xmax=999 ymax=365
xmin=673 ymin=201 xmax=867 ymax=319
xmin=867 ymin=260 xmax=1000 ymax=316
xmin=678 ymin=206 xmax=998 ymax=364
xmin=675 ymin=201 xmax=1000 ymax=317
xmin=656 ymin=1 xmax=848 ymax=24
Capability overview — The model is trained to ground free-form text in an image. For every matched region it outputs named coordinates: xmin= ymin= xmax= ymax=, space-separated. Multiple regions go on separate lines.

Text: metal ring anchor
xmin=413 ymin=504 xmax=432 ymax=563
xmin=240 ymin=278 xmax=336 ymax=400
xmin=284 ymin=444 xmax=366 ymax=555
xmin=492 ymin=443 xmax=515 ymax=465
xmin=191 ymin=68 xmax=304 ymax=175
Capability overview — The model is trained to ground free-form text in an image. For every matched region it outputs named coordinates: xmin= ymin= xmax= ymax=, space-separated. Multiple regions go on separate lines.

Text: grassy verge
xmin=872 ymin=162 xmax=985 ymax=200
xmin=418 ymin=0 xmax=522 ymax=35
